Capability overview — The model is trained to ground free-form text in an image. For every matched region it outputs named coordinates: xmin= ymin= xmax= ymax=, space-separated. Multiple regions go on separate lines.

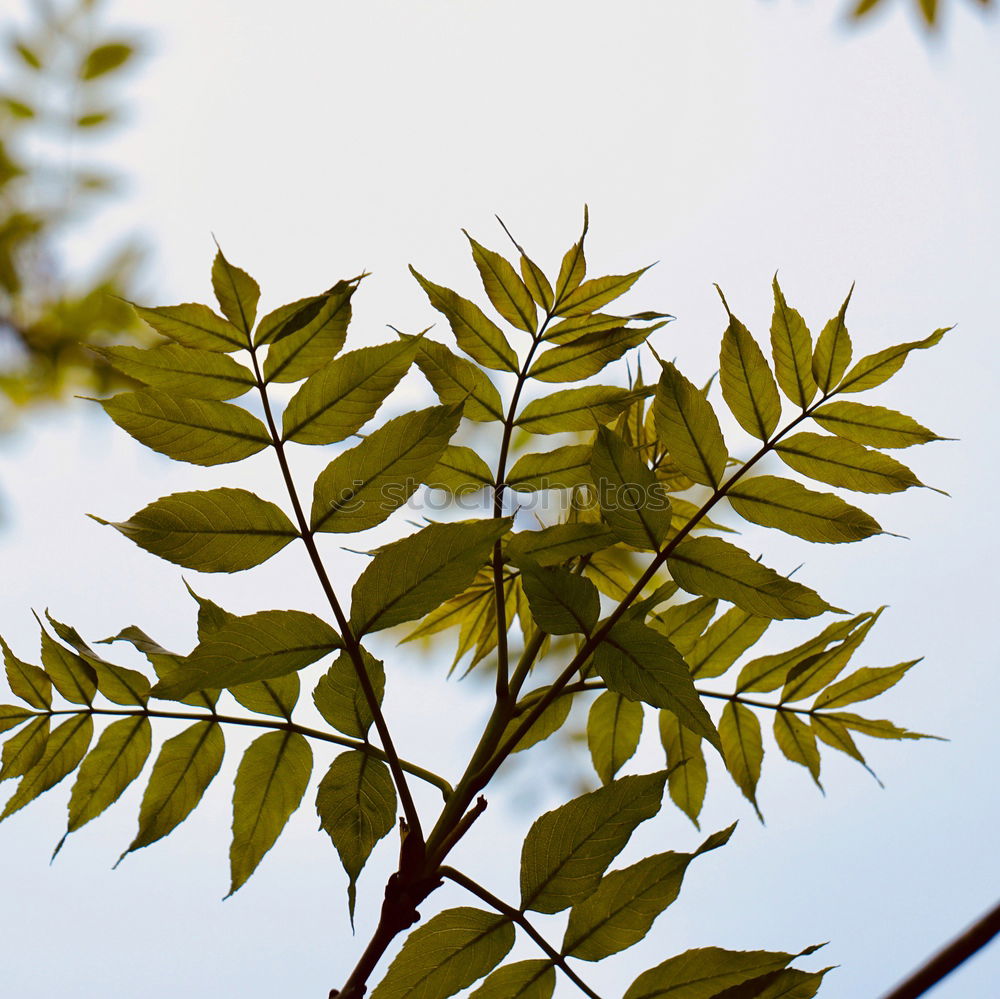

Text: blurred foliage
xmin=0 ymin=0 xmax=145 ymax=431
xmin=849 ymin=0 xmax=995 ymax=29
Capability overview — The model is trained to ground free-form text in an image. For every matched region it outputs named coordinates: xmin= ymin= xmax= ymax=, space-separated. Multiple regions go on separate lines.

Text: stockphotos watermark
xmin=326 ymin=478 xmax=672 ymax=515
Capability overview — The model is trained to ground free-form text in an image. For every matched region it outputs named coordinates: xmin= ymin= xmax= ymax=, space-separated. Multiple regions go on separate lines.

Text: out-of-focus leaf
xmin=80 ymin=42 xmax=134 ymax=80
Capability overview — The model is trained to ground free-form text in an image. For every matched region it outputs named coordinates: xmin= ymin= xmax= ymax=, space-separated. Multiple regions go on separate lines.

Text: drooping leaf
xmin=719 ymin=305 xmax=781 ymax=441
xmin=470 ymin=960 xmax=555 ymax=999
xmin=520 ymin=563 xmax=600 ymax=635
xmin=528 ymin=326 xmax=656 ymax=383
xmin=313 ymin=649 xmax=385 ymax=739
xmin=229 ymin=674 xmax=300 ymax=719
xmin=508 ymin=445 xmax=592 ymax=492
xmin=686 ymin=607 xmax=770 ymax=680
xmin=311 ymin=404 xmax=461 ymax=533
xmin=99 ymin=390 xmax=270 ymax=466
xmin=39 ymin=625 xmax=96 ymax=705
xmin=590 ymin=426 xmax=671 ymax=551
xmin=349 ymin=518 xmax=511 ymax=635
xmin=776 ymin=432 xmax=923 ymax=493
xmin=727 ymin=475 xmax=882 ymax=543
xmin=658 ymin=710 xmax=707 ymax=827
xmin=562 ymin=824 xmax=734 ymax=961
xmin=410 ymin=267 xmax=519 ymax=373
xmin=93 ymin=488 xmax=298 ymax=572
xmin=121 ymin=721 xmax=224 ymax=857
xmin=769 ymin=277 xmax=817 ymax=409
xmin=653 ymin=361 xmax=728 ymax=487
xmin=836 ymin=327 xmax=949 ymax=394
xmin=2 ymin=637 xmax=51 ymax=709
xmin=428 ymin=446 xmax=495 ymax=493
xmin=316 ymin=751 xmax=396 ymax=920
xmin=370 ymin=907 xmax=514 ymax=999
xmin=593 ymin=621 xmax=719 ymax=747
xmin=520 ymin=771 xmax=667 ymax=914
xmin=812 ymin=659 xmax=920 ymax=710
xmin=94 ymin=343 xmax=255 ymax=400
xmin=811 ymin=401 xmax=941 ymax=449
xmin=812 ymin=286 xmax=853 ymax=392
xmin=229 ymin=730 xmax=312 ymax=895
xmin=466 ymin=232 xmax=537 ymax=332
xmin=668 ymin=537 xmax=835 ymax=620
xmin=211 ymin=249 xmax=260 ymax=334
xmin=506 ymin=523 xmax=616 ymax=567
xmin=773 ymin=710 xmax=822 ymax=788
xmin=555 ymin=266 xmax=651 ymax=318
xmin=282 ymin=340 xmax=418 ymax=445
xmin=588 ymin=691 xmax=643 ymax=784
xmin=720 ymin=702 xmax=764 ymax=819
xmin=516 ymin=384 xmax=653 ymax=435
xmin=0 ymin=716 xmax=50 ymax=781
xmin=262 ymin=282 xmax=356 ymax=383
xmin=811 ymin=714 xmax=872 ymax=774
xmin=824 ymin=712 xmax=930 ymax=742
xmin=132 ymin=302 xmax=245 ymax=353
xmin=406 ymin=336 xmax=505 ymax=422
xmin=151 ymin=610 xmax=341 ymax=700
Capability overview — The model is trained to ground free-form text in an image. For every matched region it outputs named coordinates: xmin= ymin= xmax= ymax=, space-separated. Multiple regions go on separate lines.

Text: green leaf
xmin=313 ymin=649 xmax=385 ymax=739
xmin=588 ymin=691 xmax=643 ymax=784
xmin=501 ymin=687 xmax=574 ymax=753
xmin=653 ymin=361 xmax=728 ymax=487
xmin=720 ymin=702 xmax=764 ymax=819
xmin=658 ymin=710 xmax=707 ymax=827
xmin=669 ymin=537 xmax=834 ymax=621
xmin=811 ymin=401 xmax=941 ymax=449
xmin=133 ymin=302 xmax=245 ymax=353
xmin=812 ymin=286 xmax=853 ymax=392
xmin=60 ymin=716 xmax=151 ymax=849
xmin=520 ymin=563 xmax=599 ymax=635
xmin=1 ymin=716 xmax=92 ymax=822
xmin=370 ymin=907 xmax=514 ymax=999
xmin=593 ymin=622 xmax=719 ymax=747
xmin=519 ymin=248 xmax=555 ymax=313
xmin=311 ymin=404 xmax=462 ymax=533
xmin=470 ymin=960 xmax=555 ymax=999
xmin=410 ymin=267 xmax=518 ymax=373
xmin=590 ymin=426 xmax=671 ymax=551
xmin=1 ymin=716 xmax=50 ymax=781
xmin=811 ymin=714 xmax=872 ymax=773
xmin=686 ymin=608 xmax=770 ymax=680
xmin=508 ymin=445 xmax=592 ymax=492
xmin=824 ymin=712 xmax=930 ymax=742
xmin=555 ymin=266 xmax=651 ymax=318
xmin=813 ymin=659 xmax=920 ymax=710
xmin=528 ymin=326 xmax=656 ymax=383
xmin=263 ymin=283 xmax=356 ymax=383
xmin=94 ymin=488 xmax=298 ymax=572
xmin=728 ymin=475 xmax=882 ymax=543
xmin=282 ymin=340 xmax=418 ymax=445
xmin=229 ymin=674 xmax=300 ymax=719
xmin=350 ymin=518 xmax=511 ymax=635
xmin=552 ymin=207 xmax=589 ymax=310
xmin=544 ymin=312 xmax=635 ymax=344
xmin=770 ymin=277 xmax=817 ymax=408
xmin=562 ymin=824 xmax=734 ymax=961
xmin=776 ymin=432 xmax=923 ymax=493
xmin=406 ymin=335 xmax=505 ymax=422
xmin=623 ymin=946 xmax=803 ymax=999
xmin=516 ymin=384 xmax=653 ymax=435
xmin=229 ymin=730 xmax=312 ymax=895
xmin=39 ymin=625 xmax=96 ymax=705
xmin=429 ymin=446 xmax=494 ymax=493
xmin=650 ymin=597 xmax=718 ymax=653
xmin=0 ymin=705 xmax=37 ymax=735
xmin=316 ymin=751 xmax=396 ymax=920
xmin=2 ymin=637 xmax=51 ymax=709
xmin=94 ymin=343 xmax=255 ymax=401
xmin=520 ymin=771 xmax=667 ymax=914
xmin=506 ymin=523 xmax=616 ymax=567
xmin=836 ymin=327 xmax=949 ymax=394
xmin=466 ymin=232 xmax=537 ymax=332
xmin=773 ymin=710 xmax=822 ymax=788
xmin=80 ymin=42 xmax=134 ymax=80
xmin=121 ymin=721 xmax=224 ymax=858
xmin=212 ymin=249 xmax=260 ymax=334
xmin=151 ymin=610 xmax=341 ymax=700
xmin=99 ymin=390 xmax=270 ymax=466
xmin=721 ymin=968 xmax=829 ymax=999
xmin=719 ymin=305 xmax=781 ymax=441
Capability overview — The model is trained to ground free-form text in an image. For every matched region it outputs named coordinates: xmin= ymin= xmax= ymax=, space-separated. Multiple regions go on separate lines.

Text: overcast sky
xmin=1 ymin=1 xmax=998 ymax=997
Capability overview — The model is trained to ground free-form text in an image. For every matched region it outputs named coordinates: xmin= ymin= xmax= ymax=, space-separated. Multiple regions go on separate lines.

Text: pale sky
xmin=1 ymin=1 xmax=998 ymax=997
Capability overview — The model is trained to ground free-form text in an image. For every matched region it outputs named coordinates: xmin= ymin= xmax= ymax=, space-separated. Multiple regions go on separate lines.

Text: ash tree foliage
xmin=0 ymin=210 xmax=949 ymax=998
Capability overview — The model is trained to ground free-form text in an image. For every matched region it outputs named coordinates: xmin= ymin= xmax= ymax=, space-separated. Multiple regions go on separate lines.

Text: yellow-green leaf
xmin=39 ymin=625 xmax=96 ymax=705
xmin=501 ymin=687 xmax=574 ymax=754
xmin=588 ymin=691 xmax=643 ymax=784
xmin=508 ymin=444 xmax=592 ymax=492
xmin=520 ymin=252 xmax=554 ymax=312
xmin=770 ymin=277 xmax=817 ymax=408
xmin=211 ymin=249 xmax=260 ymax=334
xmin=229 ymin=674 xmax=300 ymax=719
xmin=659 ymin=710 xmax=706 ymax=826
xmin=812 ymin=401 xmax=941 ymax=449
xmin=776 ymin=432 xmax=923 ymax=493
xmin=2 ymin=637 xmax=51 ymax=709
xmin=428 ymin=446 xmax=494 ymax=493
xmin=516 ymin=385 xmax=652 ymax=435
xmin=470 ymin=960 xmax=554 ymax=999
xmin=719 ymin=305 xmax=781 ymax=440
xmin=133 ymin=302 xmax=245 ymax=353
xmin=552 ymin=207 xmax=589 ymax=310
xmin=0 ymin=706 xmax=37 ymax=735
xmin=506 ymin=523 xmax=616 ymax=567
xmin=555 ymin=266 xmax=651 ymax=318
xmin=836 ymin=327 xmax=949 ymax=394
xmin=813 ymin=659 xmax=920 ymax=710
xmin=313 ymin=649 xmax=385 ymax=739
xmin=520 ymin=563 xmax=599 ymax=635
xmin=686 ymin=607 xmax=770 ymax=680
xmin=528 ymin=326 xmax=655 ymax=383
xmin=466 ymin=232 xmax=537 ymax=332
xmin=407 ymin=336 xmax=505 ymax=422
xmin=720 ymin=701 xmax=764 ymax=819
xmin=80 ymin=42 xmax=133 ymax=80
xmin=1 ymin=716 xmax=50 ymax=781
xmin=773 ymin=709 xmax=822 ymax=788
xmin=812 ymin=286 xmax=853 ymax=392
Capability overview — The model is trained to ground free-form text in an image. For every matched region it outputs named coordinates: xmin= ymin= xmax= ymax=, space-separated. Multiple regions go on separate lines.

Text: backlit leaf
xmin=501 ymin=687 xmax=574 ymax=753
xmin=350 ymin=518 xmax=511 ymax=635
xmin=686 ymin=608 xmax=770 ymax=680
xmin=773 ymin=710 xmax=822 ymax=788
xmin=470 ymin=960 xmax=555 ymax=999
xmin=313 ymin=649 xmax=385 ymax=739
xmin=466 ymin=232 xmax=537 ymax=332
xmin=211 ymin=250 xmax=260 ymax=334
xmin=94 ymin=488 xmax=298 ymax=572
xmin=122 ymin=721 xmax=224 ymax=857
xmin=516 ymin=384 xmax=653 ymax=435
xmin=508 ymin=445 xmax=592 ymax=492
xmin=506 ymin=523 xmax=616 ymax=567
xmin=811 ymin=401 xmax=941 ymax=449
xmin=229 ymin=730 xmax=312 ymax=895
xmin=728 ymin=475 xmax=882 ymax=543
xmin=133 ymin=302 xmax=245 ymax=353
xmin=668 ymin=537 xmax=835 ymax=620
xmin=812 ymin=286 xmax=853 ymax=392
xmin=836 ymin=327 xmax=949 ymax=394
xmin=520 ymin=563 xmax=599 ymax=634
xmin=650 ymin=596 xmax=718 ymax=653
xmin=528 ymin=326 xmax=655 ymax=383
xmin=39 ymin=626 xmax=96 ymax=705
xmin=555 ymin=266 xmax=651 ymax=318
xmin=229 ymin=674 xmax=300 ymax=719
xmin=659 ymin=710 xmax=707 ymax=827
xmin=776 ymin=432 xmax=923 ymax=493
xmin=719 ymin=306 xmax=781 ymax=440
xmin=81 ymin=42 xmax=133 ymax=80
xmin=720 ymin=701 xmax=764 ymax=819
xmin=812 ymin=659 xmax=920 ymax=710
xmin=811 ymin=714 xmax=871 ymax=772
xmin=770 ymin=277 xmax=817 ymax=408
xmin=406 ymin=336 xmax=505 ymax=422
xmin=282 ymin=340 xmax=418 ymax=445
xmin=1 ymin=716 xmax=49 ymax=781
xmin=588 ymin=691 xmax=643 ymax=784
xmin=520 ymin=251 xmax=554 ymax=313
xmin=428 ymin=446 xmax=494 ymax=493
xmin=311 ymin=404 xmax=461 ymax=533
xmin=370 ymin=907 xmax=514 ymax=999
xmin=0 ymin=706 xmax=36 ymax=735
xmin=825 ymin=712 xmax=930 ymax=741
xmin=520 ymin=771 xmax=667 ymax=913
xmin=553 ymin=207 xmax=589 ymax=309
xmin=2 ymin=637 xmax=51 ymax=709
xmin=99 ymin=390 xmax=270 ymax=466
xmin=653 ymin=361 xmax=728 ymax=487
xmin=316 ymin=751 xmax=396 ymax=921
